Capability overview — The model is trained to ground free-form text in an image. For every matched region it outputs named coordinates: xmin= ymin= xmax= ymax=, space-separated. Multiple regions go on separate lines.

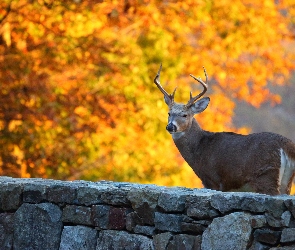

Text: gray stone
xmin=92 ymin=205 xmax=128 ymax=230
xmin=62 ymin=205 xmax=92 ymax=226
xmin=193 ymin=235 xmax=202 ymax=250
xmin=270 ymin=246 xmax=295 ymax=250
xmin=92 ymin=205 xmax=110 ymax=229
xmin=266 ymin=211 xmax=291 ymax=227
xmin=96 ymin=230 xmax=154 ymax=250
xmin=153 ymin=232 xmax=173 ymax=250
xmin=47 ymin=184 xmax=77 ymax=205
xmin=250 ymin=215 xmax=267 ymax=228
xmin=23 ymin=183 xmax=47 ymax=203
xmin=126 ymin=211 xmax=144 ymax=232
xmin=128 ymin=188 xmax=161 ymax=225
xmin=76 ymin=186 xmax=105 ymax=205
xmin=0 ymin=183 xmax=23 ymax=210
xmin=181 ymin=221 xmax=206 ymax=234
xmin=280 ymin=228 xmax=295 ymax=243
xmin=201 ymin=212 xmax=252 ymax=250
xmin=249 ymin=241 xmax=271 ymax=250
xmin=284 ymin=198 xmax=295 ymax=218
xmin=100 ymin=188 xmax=130 ymax=206
xmin=186 ymin=194 xmax=219 ymax=219
xmin=167 ymin=234 xmax=201 ymax=250
xmin=59 ymin=225 xmax=98 ymax=250
xmin=281 ymin=211 xmax=292 ymax=226
xmin=253 ymin=228 xmax=281 ymax=245
xmin=158 ymin=189 xmax=187 ymax=212
xmin=13 ymin=203 xmax=62 ymax=250
xmin=181 ymin=215 xmax=207 ymax=233
xmin=210 ymin=192 xmax=266 ymax=214
xmin=0 ymin=213 xmax=14 ymax=250
xmin=134 ymin=225 xmax=155 ymax=236
xmin=182 ymin=215 xmax=210 ymax=225
xmin=265 ymin=196 xmax=289 ymax=218
xmin=0 ymin=176 xmax=15 ymax=183
xmin=154 ymin=212 xmax=183 ymax=233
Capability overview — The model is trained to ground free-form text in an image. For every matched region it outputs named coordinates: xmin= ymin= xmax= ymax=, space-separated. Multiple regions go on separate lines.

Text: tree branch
xmin=0 ymin=0 xmax=13 ymax=25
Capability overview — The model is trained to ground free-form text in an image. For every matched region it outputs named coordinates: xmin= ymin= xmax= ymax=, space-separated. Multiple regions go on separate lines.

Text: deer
xmin=154 ymin=64 xmax=295 ymax=195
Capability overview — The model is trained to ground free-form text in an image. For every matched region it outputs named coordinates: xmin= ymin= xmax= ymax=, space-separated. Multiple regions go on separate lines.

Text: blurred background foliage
xmin=0 ymin=0 xmax=295 ymax=190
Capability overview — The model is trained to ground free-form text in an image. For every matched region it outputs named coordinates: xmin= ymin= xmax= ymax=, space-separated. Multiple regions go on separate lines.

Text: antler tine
xmin=154 ymin=64 xmax=176 ymax=105
xmin=186 ymin=66 xmax=208 ymax=107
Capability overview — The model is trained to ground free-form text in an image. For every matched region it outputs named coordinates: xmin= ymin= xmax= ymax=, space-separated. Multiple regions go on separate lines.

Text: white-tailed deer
xmin=154 ymin=64 xmax=295 ymax=195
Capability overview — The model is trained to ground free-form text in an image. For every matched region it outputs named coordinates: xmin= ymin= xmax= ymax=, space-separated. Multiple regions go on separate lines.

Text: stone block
xmin=265 ymin=196 xmax=289 ymax=218
xmin=284 ymin=198 xmax=295 ymax=218
xmin=167 ymin=234 xmax=201 ymax=250
xmin=126 ymin=211 xmax=144 ymax=232
xmin=0 ymin=176 xmax=15 ymax=183
xmin=100 ymin=188 xmax=130 ymax=206
xmin=153 ymin=232 xmax=173 ymax=250
xmin=0 ymin=213 xmax=14 ymax=250
xmin=108 ymin=207 xmax=128 ymax=230
xmin=210 ymin=192 xmax=266 ymax=214
xmin=13 ymin=203 xmax=62 ymax=250
xmin=270 ymin=247 xmax=295 ymax=250
xmin=91 ymin=205 xmax=128 ymax=230
xmin=253 ymin=228 xmax=281 ymax=245
xmin=181 ymin=215 xmax=208 ymax=234
xmin=96 ymin=230 xmax=154 ymax=250
xmin=0 ymin=183 xmax=23 ymax=211
xmin=23 ymin=183 xmax=47 ymax=203
xmin=250 ymin=215 xmax=267 ymax=228
xmin=186 ymin=195 xmax=219 ymax=219
xmin=47 ymin=184 xmax=77 ymax=205
xmin=181 ymin=222 xmax=206 ymax=234
xmin=76 ymin=186 xmax=106 ymax=205
xmin=158 ymin=189 xmax=188 ymax=212
xmin=62 ymin=205 xmax=92 ymax=226
xmin=92 ymin=205 xmax=110 ymax=229
xmin=127 ymin=187 xmax=161 ymax=225
xmin=266 ymin=211 xmax=291 ymax=228
xmin=59 ymin=225 xmax=98 ymax=250
xmin=249 ymin=241 xmax=271 ymax=250
xmin=201 ymin=212 xmax=252 ymax=250
xmin=134 ymin=225 xmax=155 ymax=236
xmin=155 ymin=212 xmax=183 ymax=233
xmin=280 ymin=228 xmax=295 ymax=243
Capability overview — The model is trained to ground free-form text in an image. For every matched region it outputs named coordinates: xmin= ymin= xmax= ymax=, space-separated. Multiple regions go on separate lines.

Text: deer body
xmin=173 ymin=118 xmax=295 ymax=195
xmin=154 ymin=65 xmax=295 ymax=195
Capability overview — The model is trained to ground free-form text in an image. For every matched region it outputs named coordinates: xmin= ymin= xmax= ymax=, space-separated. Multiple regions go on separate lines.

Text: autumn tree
xmin=0 ymin=0 xmax=294 ymax=187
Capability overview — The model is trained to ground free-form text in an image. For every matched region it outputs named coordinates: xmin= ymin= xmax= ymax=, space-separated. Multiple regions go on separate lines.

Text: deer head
xmin=154 ymin=64 xmax=210 ymax=136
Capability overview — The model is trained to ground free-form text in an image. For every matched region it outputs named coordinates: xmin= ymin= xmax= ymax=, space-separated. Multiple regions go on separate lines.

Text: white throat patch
xmin=172 ymin=132 xmax=185 ymax=140
xmin=280 ymin=148 xmax=295 ymax=193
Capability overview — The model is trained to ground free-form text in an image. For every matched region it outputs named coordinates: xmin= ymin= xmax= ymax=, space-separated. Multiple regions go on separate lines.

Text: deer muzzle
xmin=166 ymin=123 xmax=177 ymax=133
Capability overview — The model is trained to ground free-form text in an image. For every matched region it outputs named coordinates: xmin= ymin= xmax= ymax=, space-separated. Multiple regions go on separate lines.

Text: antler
xmin=154 ymin=64 xmax=177 ymax=106
xmin=186 ymin=66 xmax=208 ymax=107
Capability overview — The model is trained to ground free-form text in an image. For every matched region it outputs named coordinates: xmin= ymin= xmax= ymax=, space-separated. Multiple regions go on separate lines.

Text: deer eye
xmin=182 ymin=114 xmax=187 ymax=118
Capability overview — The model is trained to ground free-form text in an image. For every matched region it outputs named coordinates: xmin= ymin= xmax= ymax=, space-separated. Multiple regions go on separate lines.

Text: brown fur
xmin=169 ymin=108 xmax=295 ymax=195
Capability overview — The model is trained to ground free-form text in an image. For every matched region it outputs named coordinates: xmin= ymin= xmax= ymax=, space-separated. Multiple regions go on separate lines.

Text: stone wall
xmin=1 ymin=176 xmax=295 ymax=250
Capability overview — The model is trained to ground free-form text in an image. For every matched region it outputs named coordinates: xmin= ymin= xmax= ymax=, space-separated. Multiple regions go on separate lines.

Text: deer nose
xmin=166 ymin=123 xmax=177 ymax=133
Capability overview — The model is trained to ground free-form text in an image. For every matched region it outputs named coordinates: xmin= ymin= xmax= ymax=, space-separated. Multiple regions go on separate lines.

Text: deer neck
xmin=172 ymin=118 xmax=205 ymax=166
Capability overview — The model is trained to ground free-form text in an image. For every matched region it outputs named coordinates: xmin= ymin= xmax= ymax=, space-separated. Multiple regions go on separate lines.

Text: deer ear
xmin=191 ymin=97 xmax=210 ymax=114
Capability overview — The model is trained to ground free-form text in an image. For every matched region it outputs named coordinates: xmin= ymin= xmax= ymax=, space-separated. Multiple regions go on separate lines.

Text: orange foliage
xmin=0 ymin=0 xmax=295 ymax=189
